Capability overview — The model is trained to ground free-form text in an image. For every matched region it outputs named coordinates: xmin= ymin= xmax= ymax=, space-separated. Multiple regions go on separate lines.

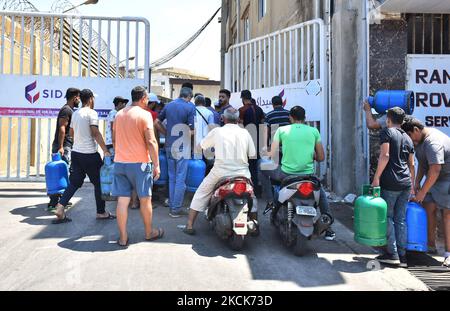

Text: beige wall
xmin=221 ymin=0 xmax=320 ymax=85
xmin=224 ymin=0 xmax=316 ymax=50
xmin=171 ymin=83 xmax=221 ymax=102
xmin=0 ymin=16 xmax=91 ymax=178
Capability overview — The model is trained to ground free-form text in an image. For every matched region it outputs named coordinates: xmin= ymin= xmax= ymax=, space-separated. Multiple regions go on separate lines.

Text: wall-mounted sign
xmin=406 ymin=55 xmax=450 ymax=136
xmin=0 ymin=75 xmax=145 ymax=119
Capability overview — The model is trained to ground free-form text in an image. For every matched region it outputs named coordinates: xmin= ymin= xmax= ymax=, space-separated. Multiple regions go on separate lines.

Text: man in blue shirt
xmin=155 ymin=87 xmax=196 ymax=218
xmin=264 ymin=96 xmax=291 ymax=148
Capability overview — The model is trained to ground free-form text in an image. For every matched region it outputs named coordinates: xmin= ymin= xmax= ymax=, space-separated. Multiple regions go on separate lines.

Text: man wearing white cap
xmin=147 ymin=93 xmax=161 ymax=123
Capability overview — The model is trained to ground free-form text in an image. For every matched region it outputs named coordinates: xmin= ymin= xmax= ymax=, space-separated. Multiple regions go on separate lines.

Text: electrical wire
xmin=146 ymin=7 xmax=221 ymax=70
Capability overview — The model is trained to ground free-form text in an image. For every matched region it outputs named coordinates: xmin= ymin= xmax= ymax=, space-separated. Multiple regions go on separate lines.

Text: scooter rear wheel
xmin=229 ymin=233 xmax=245 ymax=251
xmin=293 ymin=233 xmax=309 ymax=257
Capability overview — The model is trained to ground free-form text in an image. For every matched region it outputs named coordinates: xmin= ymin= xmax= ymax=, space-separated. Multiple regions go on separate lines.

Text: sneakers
xmin=427 ymin=246 xmax=438 ymax=255
xmin=169 ymin=209 xmax=189 ymax=218
xmin=376 ymin=253 xmax=400 ymax=265
xmin=443 ymin=257 xmax=450 ymax=268
xmin=324 ymin=229 xmax=336 ymax=241
xmin=263 ymin=202 xmax=274 ymax=216
xmin=399 ymin=255 xmax=408 ymax=268
xmin=47 ymin=205 xmax=57 ymax=213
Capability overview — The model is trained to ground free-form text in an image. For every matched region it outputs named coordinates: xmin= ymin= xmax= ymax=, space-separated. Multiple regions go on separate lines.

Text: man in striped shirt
xmin=264 ymin=96 xmax=291 ymax=148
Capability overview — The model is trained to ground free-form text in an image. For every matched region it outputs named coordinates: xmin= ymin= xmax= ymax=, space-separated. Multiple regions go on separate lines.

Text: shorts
xmin=112 ymin=163 xmax=153 ymax=199
xmin=424 ymin=180 xmax=450 ymax=210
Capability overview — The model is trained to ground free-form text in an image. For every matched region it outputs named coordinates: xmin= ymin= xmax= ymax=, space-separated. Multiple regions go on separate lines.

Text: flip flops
xmin=52 ymin=216 xmax=72 ymax=225
xmin=117 ymin=238 xmax=130 ymax=248
xmin=182 ymin=227 xmax=196 ymax=236
xmin=145 ymin=228 xmax=165 ymax=242
xmin=96 ymin=212 xmax=117 ymax=221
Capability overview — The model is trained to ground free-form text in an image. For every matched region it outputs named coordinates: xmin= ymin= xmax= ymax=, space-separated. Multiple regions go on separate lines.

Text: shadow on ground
xmin=6 ymin=185 xmax=423 ymax=289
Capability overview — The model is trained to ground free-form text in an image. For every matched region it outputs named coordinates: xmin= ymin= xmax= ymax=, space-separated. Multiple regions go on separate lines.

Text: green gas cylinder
xmin=354 ymin=185 xmax=388 ymax=247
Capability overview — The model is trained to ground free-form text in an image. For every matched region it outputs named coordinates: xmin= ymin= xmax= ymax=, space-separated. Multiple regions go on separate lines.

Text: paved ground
xmin=0 ymin=182 xmax=429 ymax=291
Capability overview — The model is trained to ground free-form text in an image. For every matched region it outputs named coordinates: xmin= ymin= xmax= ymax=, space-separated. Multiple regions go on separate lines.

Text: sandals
xmin=96 ymin=212 xmax=117 ymax=220
xmin=146 ymin=228 xmax=165 ymax=242
xmin=117 ymin=238 xmax=129 ymax=248
xmin=52 ymin=216 xmax=72 ymax=225
xmin=183 ymin=227 xmax=196 ymax=236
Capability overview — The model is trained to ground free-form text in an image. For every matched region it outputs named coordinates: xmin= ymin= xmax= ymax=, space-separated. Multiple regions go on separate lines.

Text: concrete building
xmin=221 ymin=0 xmax=450 ymax=195
xmin=151 ymin=67 xmax=221 ymax=101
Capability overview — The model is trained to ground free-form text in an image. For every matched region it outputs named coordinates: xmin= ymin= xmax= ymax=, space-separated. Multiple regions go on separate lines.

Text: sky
xmin=33 ymin=0 xmax=222 ymax=80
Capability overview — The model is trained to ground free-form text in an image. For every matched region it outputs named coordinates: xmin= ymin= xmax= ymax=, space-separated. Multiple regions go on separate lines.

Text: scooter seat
xmin=213 ymin=176 xmax=253 ymax=190
xmin=280 ymin=175 xmax=321 ymax=188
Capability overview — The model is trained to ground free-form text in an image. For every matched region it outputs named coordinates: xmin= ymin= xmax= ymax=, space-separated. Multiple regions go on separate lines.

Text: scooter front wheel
xmin=229 ymin=233 xmax=246 ymax=251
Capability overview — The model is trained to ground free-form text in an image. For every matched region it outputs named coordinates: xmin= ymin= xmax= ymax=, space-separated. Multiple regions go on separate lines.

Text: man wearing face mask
xmin=48 ymin=88 xmax=81 ymax=211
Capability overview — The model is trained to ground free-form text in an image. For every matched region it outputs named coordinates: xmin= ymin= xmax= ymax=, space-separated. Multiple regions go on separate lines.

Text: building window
xmin=259 ymin=0 xmax=267 ymax=21
xmin=407 ymin=14 xmax=450 ymax=54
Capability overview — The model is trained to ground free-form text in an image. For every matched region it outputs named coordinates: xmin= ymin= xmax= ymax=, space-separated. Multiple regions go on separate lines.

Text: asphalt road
xmin=0 ymin=182 xmax=428 ymax=291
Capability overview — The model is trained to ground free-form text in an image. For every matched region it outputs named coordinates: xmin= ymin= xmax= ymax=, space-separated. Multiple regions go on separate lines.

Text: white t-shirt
xmin=106 ymin=109 xmax=117 ymax=146
xmin=195 ymin=106 xmax=215 ymax=145
xmin=200 ymin=124 xmax=256 ymax=177
xmin=72 ymin=107 xmax=100 ymax=154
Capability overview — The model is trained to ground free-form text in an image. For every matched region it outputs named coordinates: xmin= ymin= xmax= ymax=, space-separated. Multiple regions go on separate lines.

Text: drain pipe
xmin=324 ymin=0 xmax=333 ymax=188
xmin=362 ymin=0 xmax=370 ymax=183
xmin=314 ymin=0 xmax=321 ymax=19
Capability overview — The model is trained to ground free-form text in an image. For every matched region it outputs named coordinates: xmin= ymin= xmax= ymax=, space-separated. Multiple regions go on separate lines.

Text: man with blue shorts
xmin=112 ymin=86 xmax=163 ymax=247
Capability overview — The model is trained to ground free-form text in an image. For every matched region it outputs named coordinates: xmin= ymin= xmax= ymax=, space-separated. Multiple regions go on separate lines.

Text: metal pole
xmin=362 ymin=0 xmax=370 ymax=183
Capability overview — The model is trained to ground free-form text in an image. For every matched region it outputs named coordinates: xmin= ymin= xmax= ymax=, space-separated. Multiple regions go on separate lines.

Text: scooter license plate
xmin=296 ymin=206 xmax=317 ymax=217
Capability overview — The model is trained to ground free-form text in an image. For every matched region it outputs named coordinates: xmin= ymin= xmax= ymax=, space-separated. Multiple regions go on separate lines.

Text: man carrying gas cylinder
xmin=402 ymin=117 xmax=450 ymax=268
xmin=48 ymin=88 xmax=81 ymax=212
xmin=372 ymin=108 xmax=415 ymax=268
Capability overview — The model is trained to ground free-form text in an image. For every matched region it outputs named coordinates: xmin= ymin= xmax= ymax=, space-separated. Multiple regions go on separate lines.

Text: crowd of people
xmin=46 ymin=84 xmax=449 ymax=268
xmin=365 ymin=103 xmax=450 ymax=268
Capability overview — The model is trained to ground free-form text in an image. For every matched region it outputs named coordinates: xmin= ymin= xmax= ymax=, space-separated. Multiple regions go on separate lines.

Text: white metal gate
xmin=224 ymin=19 xmax=330 ymax=178
xmin=0 ymin=10 xmax=150 ymax=182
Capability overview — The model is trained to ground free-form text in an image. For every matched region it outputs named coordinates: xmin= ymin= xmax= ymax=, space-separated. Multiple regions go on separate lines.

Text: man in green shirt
xmin=260 ymin=106 xmax=335 ymax=240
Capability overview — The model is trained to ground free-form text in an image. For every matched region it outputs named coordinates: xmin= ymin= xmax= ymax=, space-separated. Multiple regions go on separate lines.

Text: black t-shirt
xmin=380 ymin=127 xmax=415 ymax=191
xmin=52 ymin=104 xmax=74 ymax=152
xmin=239 ymin=104 xmax=265 ymax=127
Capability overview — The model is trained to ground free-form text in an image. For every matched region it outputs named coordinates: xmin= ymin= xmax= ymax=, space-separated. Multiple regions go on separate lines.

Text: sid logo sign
xmin=25 ymin=81 xmax=64 ymax=104
xmin=25 ymin=81 xmax=40 ymax=104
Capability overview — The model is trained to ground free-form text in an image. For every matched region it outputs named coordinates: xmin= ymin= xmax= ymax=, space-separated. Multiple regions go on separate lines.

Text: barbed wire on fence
xmin=1 ymin=0 xmax=117 ymax=66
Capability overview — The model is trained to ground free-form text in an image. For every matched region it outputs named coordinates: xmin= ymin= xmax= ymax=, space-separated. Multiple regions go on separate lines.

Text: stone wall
xmin=369 ymin=18 xmax=408 ymax=179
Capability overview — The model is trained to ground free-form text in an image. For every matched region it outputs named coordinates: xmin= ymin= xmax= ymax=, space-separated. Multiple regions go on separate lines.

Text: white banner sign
xmin=0 ymin=75 xmax=146 ymax=119
xmin=229 ymin=80 xmax=325 ymax=121
xmin=229 ymin=80 xmax=328 ymax=177
xmin=406 ymin=55 xmax=450 ymax=136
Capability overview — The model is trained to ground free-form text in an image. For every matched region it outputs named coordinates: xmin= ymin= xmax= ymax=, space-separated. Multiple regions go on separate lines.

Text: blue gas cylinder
xmin=406 ymin=202 xmax=428 ymax=252
xmin=100 ymin=156 xmax=117 ymax=201
xmin=186 ymin=159 xmax=206 ymax=192
xmin=45 ymin=153 xmax=69 ymax=196
xmin=368 ymin=90 xmax=415 ymax=115
xmin=155 ymin=150 xmax=168 ymax=186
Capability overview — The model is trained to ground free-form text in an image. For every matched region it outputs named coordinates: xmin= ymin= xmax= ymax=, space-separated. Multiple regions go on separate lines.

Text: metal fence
xmin=407 ymin=13 xmax=450 ymax=54
xmin=226 ymin=19 xmax=326 ymax=93
xmin=0 ymin=10 xmax=150 ymax=181
xmin=225 ymin=19 xmax=329 ymax=178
